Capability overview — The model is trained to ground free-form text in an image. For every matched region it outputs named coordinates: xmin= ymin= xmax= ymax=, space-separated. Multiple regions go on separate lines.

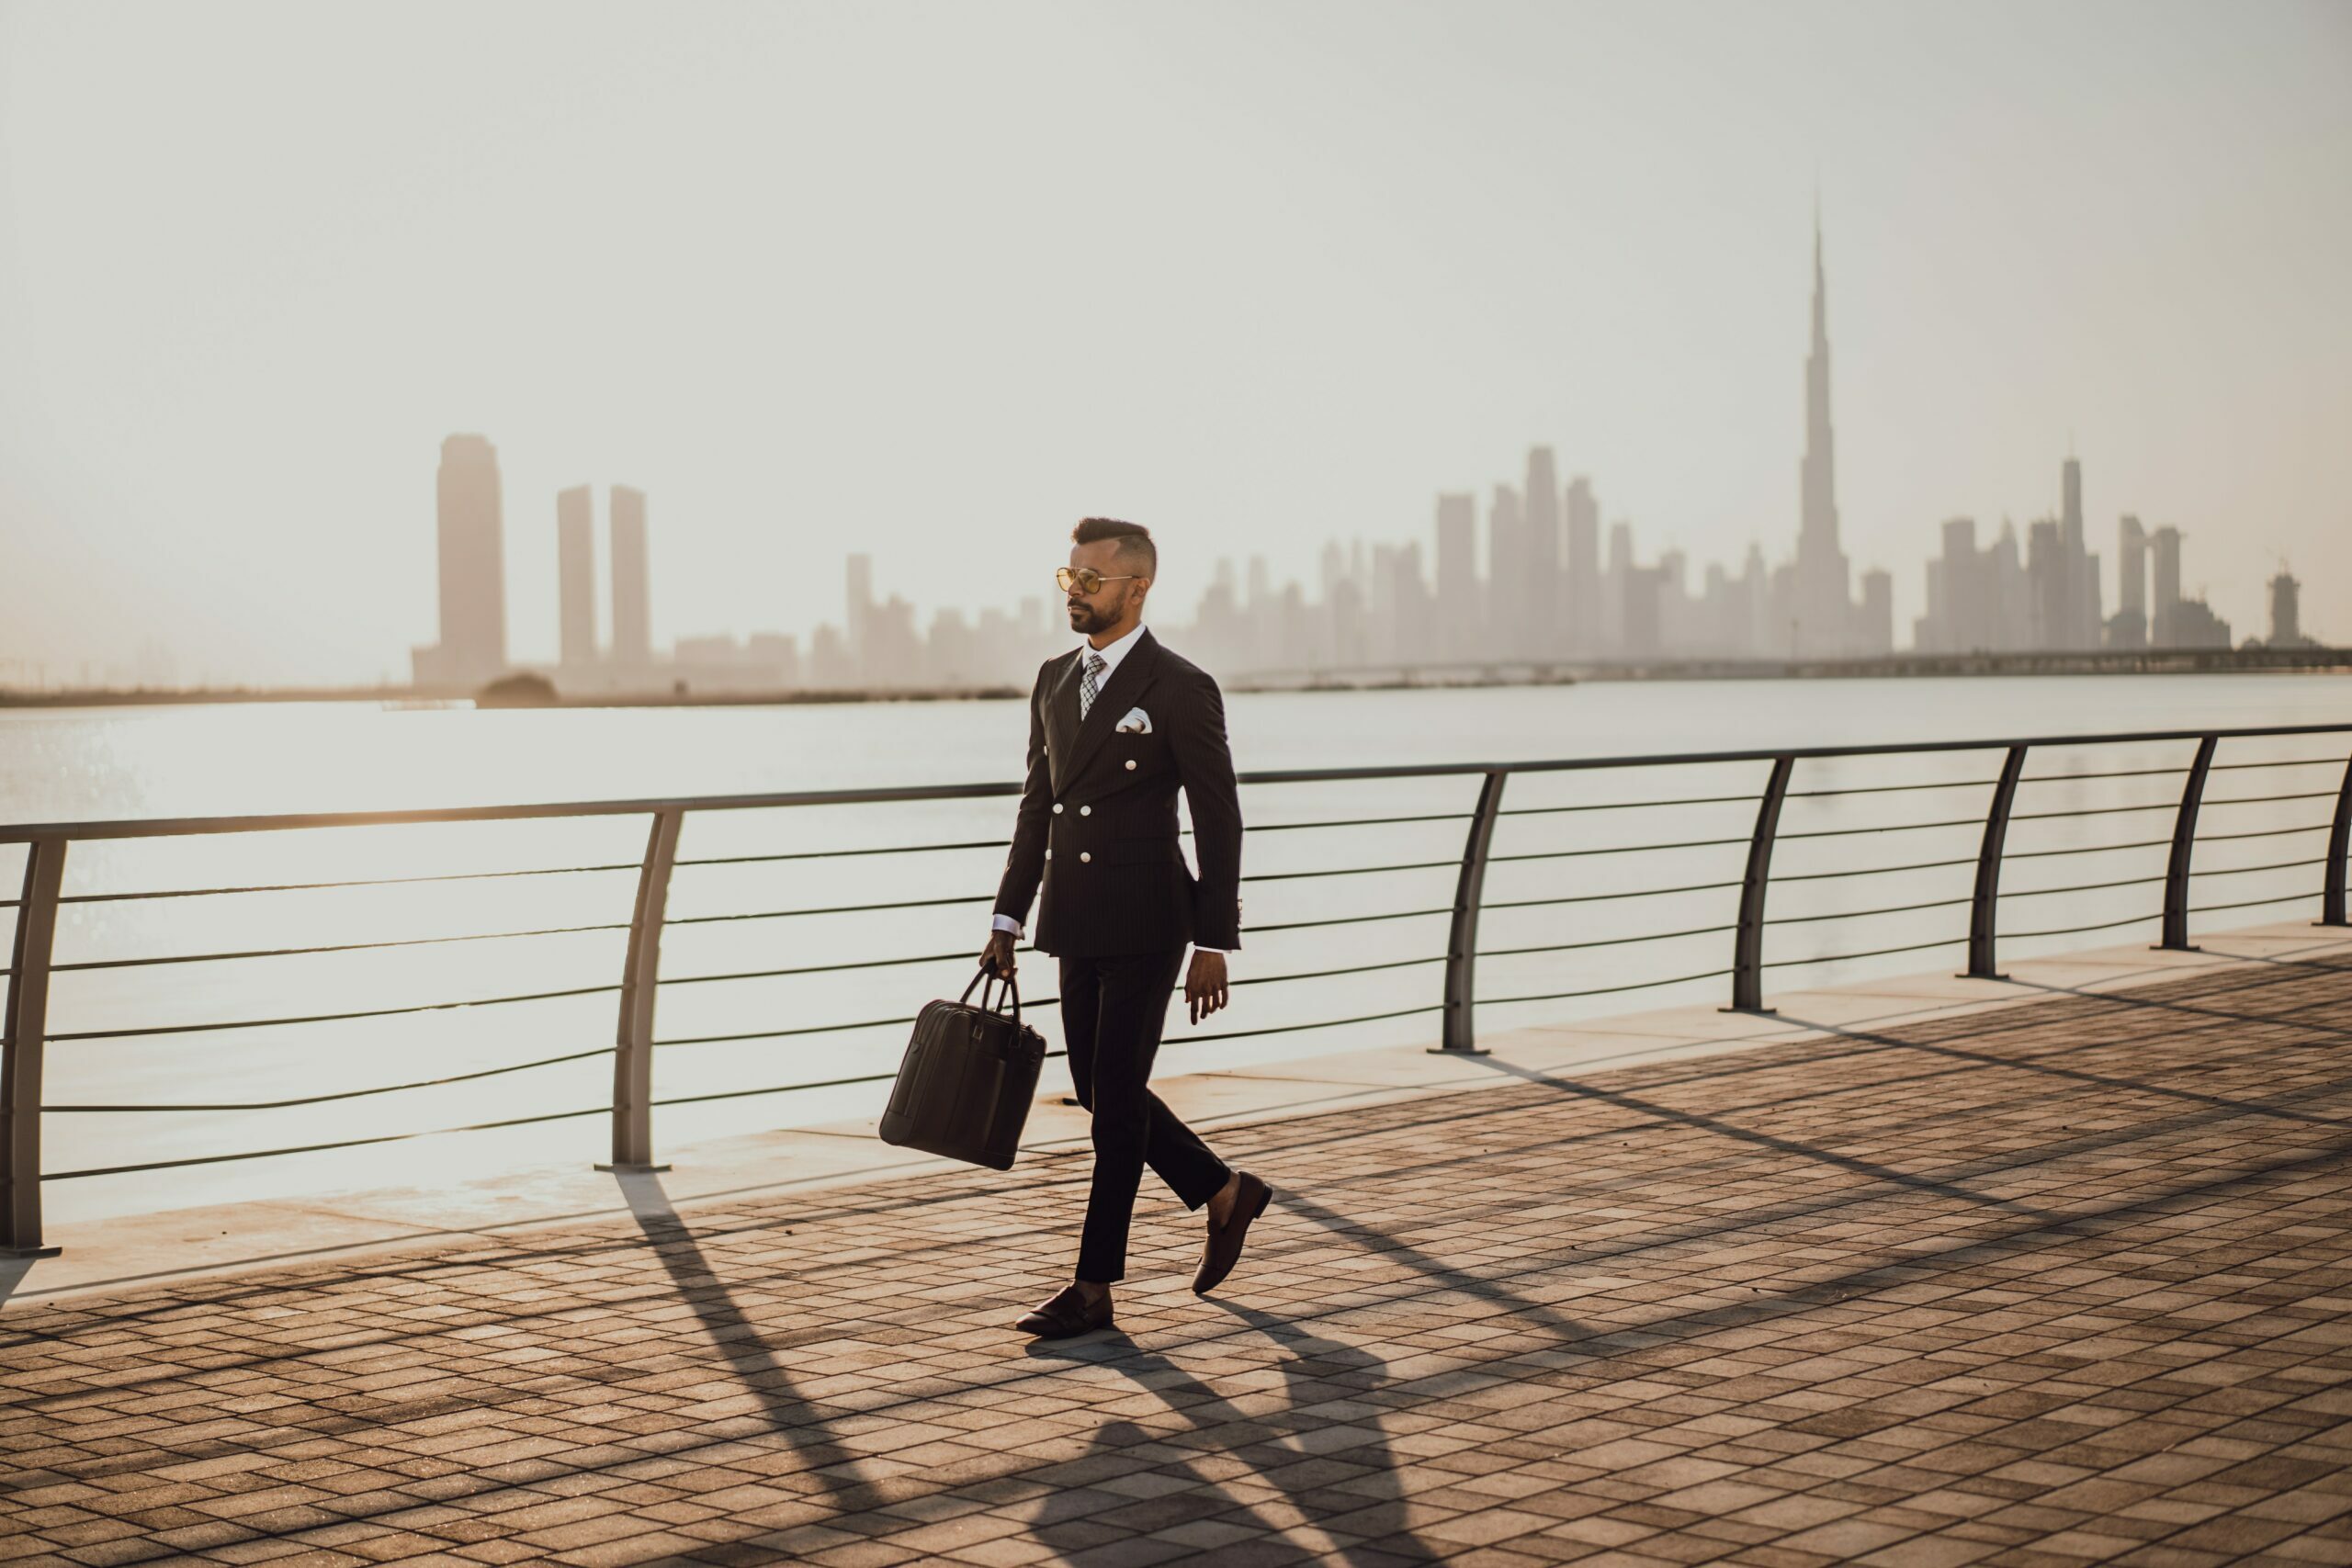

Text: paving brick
xmin=6 ymin=957 xmax=2352 ymax=1565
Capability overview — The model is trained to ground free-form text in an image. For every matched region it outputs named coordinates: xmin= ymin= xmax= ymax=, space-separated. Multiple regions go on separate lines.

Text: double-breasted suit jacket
xmin=992 ymin=628 xmax=1243 ymax=959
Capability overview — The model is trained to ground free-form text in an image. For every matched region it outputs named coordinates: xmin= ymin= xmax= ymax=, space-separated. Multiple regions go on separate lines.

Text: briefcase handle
xmin=960 ymin=962 xmax=1023 ymax=1025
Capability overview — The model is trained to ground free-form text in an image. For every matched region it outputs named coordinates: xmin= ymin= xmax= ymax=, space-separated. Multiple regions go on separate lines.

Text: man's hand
xmin=1185 ymin=950 xmax=1229 ymax=1024
xmin=981 ymin=930 xmax=1018 ymax=978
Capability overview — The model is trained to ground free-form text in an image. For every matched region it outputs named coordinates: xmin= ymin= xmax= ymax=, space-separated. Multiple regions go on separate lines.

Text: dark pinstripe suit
xmin=992 ymin=628 xmax=1241 ymax=1280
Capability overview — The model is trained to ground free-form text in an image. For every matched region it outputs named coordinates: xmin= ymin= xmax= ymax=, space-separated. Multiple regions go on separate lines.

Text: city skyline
xmin=3 ymin=3 xmax=2346 ymax=688
xmin=395 ymin=212 xmax=2308 ymax=700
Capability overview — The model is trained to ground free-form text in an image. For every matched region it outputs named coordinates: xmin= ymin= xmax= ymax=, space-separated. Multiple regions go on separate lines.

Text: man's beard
xmin=1067 ymin=600 xmax=1111 ymax=635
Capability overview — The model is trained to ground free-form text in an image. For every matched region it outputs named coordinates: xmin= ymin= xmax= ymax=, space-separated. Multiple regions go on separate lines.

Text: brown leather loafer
xmin=1193 ymin=1171 xmax=1272 ymax=1295
xmin=1015 ymin=1284 xmax=1114 ymax=1339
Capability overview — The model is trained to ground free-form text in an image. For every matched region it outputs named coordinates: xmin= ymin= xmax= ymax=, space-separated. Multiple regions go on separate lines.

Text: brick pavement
xmin=5 ymin=953 xmax=2351 ymax=1567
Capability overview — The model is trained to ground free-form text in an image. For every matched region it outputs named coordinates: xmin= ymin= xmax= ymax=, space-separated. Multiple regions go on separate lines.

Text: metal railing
xmin=5 ymin=722 xmax=2349 ymax=1255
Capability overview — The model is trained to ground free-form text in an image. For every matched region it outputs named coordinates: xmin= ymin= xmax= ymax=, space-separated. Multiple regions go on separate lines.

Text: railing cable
xmin=1764 ymin=935 xmax=1962 ymax=968
xmin=2189 ymin=888 xmax=2321 ymax=917
xmin=1476 ymin=923 xmax=1736 ymax=958
xmin=57 ymin=862 xmax=641 ymax=904
xmin=44 ymin=1044 xmax=613 ymax=1113
xmin=2017 ymin=765 xmax=2183 ymax=784
xmin=2004 ymin=837 xmax=2173 ymax=860
xmin=666 ymin=893 xmax=992 ymax=927
xmin=1997 ymin=873 xmax=2167 ymax=899
xmin=42 ymin=1103 xmax=616 ymax=1181
xmin=2200 ymin=821 xmax=2332 ymax=843
xmin=1481 ymin=967 xmax=1735 ymax=1007
xmin=1764 ymin=896 xmax=1973 ymax=926
xmin=49 ymin=981 xmax=623 ymax=1043
xmin=1778 ymin=817 xmax=1985 ymax=840
xmin=51 ymin=921 xmax=635 ymax=973
xmin=1240 ymin=906 xmax=1453 ymax=933
xmin=1481 ymin=878 xmax=1745 ymax=910
xmin=2003 ymin=909 xmax=2158 ymax=942
xmin=1243 ymin=858 xmax=1461 ymax=882
xmin=1771 ymin=855 xmax=1979 ymax=882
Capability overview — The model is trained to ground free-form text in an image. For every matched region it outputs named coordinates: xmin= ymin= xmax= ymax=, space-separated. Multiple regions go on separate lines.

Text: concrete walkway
xmin=3 ymin=927 xmax=2350 ymax=1564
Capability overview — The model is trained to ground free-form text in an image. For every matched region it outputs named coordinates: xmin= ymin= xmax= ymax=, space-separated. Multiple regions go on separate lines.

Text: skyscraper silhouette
xmin=2113 ymin=514 xmax=2147 ymax=649
xmin=846 ymin=553 xmax=874 ymax=667
xmin=557 ymin=484 xmax=596 ymax=668
xmin=1565 ymin=478 xmax=1600 ymax=654
xmin=2268 ymin=570 xmax=2305 ymax=648
xmin=1434 ymin=493 xmax=1477 ymax=657
xmin=1522 ymin=446 xmax=1561 ymax=656
xmin=611 ymin=484 xmax=650 ymax=669
xmin=1486 ymin=484 xmax=1522 ymax=657
xmin=2061 ymin=456 xmax=2086 ymax=648
xmin=1792 ymin=212 xmax=1852 ymax=654
xmin=2151 ymin=525 xmax=2182 ymax=645
xmin=411 ymin=434 xmax=507 ymax=686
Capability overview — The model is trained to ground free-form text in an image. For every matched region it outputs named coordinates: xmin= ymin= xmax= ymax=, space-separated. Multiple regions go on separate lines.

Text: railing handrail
xmin=7 ymin=721 xmax=2351 ymax=843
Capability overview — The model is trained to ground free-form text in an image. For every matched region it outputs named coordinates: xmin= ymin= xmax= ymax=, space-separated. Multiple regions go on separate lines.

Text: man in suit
xmin=981 ymin=517 xmax=1272 ymax=1339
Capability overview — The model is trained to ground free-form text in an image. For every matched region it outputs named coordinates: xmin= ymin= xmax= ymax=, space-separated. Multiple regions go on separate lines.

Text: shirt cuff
xmin=1193 ymin=944 xmax=1231 ymax=953
xmin=989 ymin=914 xmax=1023 ymax=938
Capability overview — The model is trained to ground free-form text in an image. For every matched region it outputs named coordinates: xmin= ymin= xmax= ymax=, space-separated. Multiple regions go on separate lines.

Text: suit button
xmin=1045 ymin=849 xmax=1052 ymax=862
xmin=1125 ymin=759 xmax=1136 ymax=771
xmin=1080 ymin=852 xmax=1091 ymax=863
xmin=1079 ymin=805 xmax=1091 ymax=816
xmin=1052 ymin=803 xmax=1064 ymax=814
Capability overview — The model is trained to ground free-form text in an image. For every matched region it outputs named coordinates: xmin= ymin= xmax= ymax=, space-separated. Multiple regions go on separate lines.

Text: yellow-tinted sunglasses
xmin=1056 ymin=567 xmax=1144 ymax=594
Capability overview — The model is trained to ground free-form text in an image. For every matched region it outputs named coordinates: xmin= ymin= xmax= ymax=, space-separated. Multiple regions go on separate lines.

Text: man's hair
xmin=1072 ymin=516 xmax=1156 ymax=578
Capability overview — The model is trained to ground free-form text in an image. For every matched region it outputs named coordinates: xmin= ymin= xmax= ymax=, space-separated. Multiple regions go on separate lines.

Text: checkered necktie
xmin=1079 ymin=651 xmax=1106 ymax=720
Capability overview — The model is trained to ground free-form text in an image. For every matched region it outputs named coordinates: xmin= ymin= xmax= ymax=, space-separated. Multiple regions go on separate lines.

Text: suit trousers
xmin=1059 ymin=947 xmax=1232 ymax=1282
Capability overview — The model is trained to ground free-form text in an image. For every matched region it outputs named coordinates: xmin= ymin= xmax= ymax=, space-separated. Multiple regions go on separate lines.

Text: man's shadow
xmin=1023 ymin=1302 xmax=1438 ymax=1563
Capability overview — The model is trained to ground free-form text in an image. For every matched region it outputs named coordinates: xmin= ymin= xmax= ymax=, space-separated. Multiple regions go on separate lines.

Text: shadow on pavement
xmin=1019 ymin=1300 xmax=1442 ymax=1564
xmin=610 ymin=1168 xmax=871 ymax=1512
xmin=0 ymin=1254 xmax=30 ymax=1307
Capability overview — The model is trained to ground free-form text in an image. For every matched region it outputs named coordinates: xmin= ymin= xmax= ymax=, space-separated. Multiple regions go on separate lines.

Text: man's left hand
xmin=1185 ymin=950 xmax=1229 ymax=1024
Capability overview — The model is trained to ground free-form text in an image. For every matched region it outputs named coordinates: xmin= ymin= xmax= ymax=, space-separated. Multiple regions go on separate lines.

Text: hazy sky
xmin=3 ymin=0 xmax=2346 ymax=685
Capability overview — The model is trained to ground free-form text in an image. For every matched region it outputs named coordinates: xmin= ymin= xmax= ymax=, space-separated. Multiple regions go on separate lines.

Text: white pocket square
xmin=1114 ymin=706 xmax=1153 ymax=734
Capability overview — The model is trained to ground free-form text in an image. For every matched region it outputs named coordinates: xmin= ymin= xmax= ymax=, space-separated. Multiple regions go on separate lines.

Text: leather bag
xmin=878 ymin=965 xmax=1047 ymax=1170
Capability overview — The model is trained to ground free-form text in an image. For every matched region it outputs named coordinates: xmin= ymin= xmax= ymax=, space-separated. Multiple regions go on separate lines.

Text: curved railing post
xmin=1725 ymin=757 xmax=1794 ymax=1013
xmin=1964 ymin=746 xmax=2029 ymax=979
xmin=1433 ymin=770 xmax=1507 ymax=1055
xmin=2158 ymin=736 xmax=2217 ymax=952
xmin=4 ymin=838 xmax=68 ymax=1257
xmin=2320 ymin=750 xmax=2351 ymax=928
xmin=601 ymin=809 xmax=683 ymax=1172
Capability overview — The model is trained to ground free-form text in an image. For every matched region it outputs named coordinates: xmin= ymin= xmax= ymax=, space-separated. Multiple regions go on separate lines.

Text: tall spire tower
xmin=1801 ymin=209 xmax=1838 ymax=557
xmin=1793 ymin=205 xmax=1853 ymax=653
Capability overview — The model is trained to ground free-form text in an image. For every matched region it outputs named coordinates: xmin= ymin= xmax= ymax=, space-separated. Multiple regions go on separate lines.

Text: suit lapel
xmin=1044 ymin=651 xmax=1083 ymax=795
xmin=1058 ymin=628 xmax=1162 ymax=789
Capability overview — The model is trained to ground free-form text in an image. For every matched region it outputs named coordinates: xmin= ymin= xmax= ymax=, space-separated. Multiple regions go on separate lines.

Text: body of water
xmin=5 ymin=672 xmax=2347 ymax=1224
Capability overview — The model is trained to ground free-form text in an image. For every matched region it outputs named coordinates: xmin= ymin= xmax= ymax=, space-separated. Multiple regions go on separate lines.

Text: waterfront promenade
xmin=4 ymin=923 xmax=2349 ymax=1566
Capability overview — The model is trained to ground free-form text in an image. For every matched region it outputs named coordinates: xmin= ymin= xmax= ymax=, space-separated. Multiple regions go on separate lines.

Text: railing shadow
xmin=1992 ymin=951 xmax=2352 ymax=1040
xmin=1768 ymin=962 xmax=2352 ymax=1133
xmin=608 ymin=1168 xmax=870 ymax=1511
xmin=0 ymin=1254 xmax=29 ymax=1307
xmin=1461 ymin=1050 xmax=2061 ymax=1220
xmin=1278 ymin=1189 xmax=1591 ymax=1342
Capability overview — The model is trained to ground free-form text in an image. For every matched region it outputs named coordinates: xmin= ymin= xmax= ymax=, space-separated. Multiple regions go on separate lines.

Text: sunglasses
xmin=1056 ymin=567 xmax=1144 ymax=595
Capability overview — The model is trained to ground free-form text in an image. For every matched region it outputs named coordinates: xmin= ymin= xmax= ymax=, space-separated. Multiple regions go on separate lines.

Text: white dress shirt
xmin=1080 ymin=620 xmax=1147 ymax=685
xmin=991 ymin=623 xmax=1230 ymax=953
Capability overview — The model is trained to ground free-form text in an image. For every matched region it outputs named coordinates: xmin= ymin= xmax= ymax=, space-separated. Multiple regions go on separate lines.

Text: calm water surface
xmin=5 ymin=674 xmax=2347 ymax=1223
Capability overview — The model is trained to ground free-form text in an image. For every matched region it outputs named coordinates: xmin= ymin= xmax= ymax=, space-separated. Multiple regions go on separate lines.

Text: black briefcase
xmin=878 ymin=965 xmax=1048 ymax=1171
